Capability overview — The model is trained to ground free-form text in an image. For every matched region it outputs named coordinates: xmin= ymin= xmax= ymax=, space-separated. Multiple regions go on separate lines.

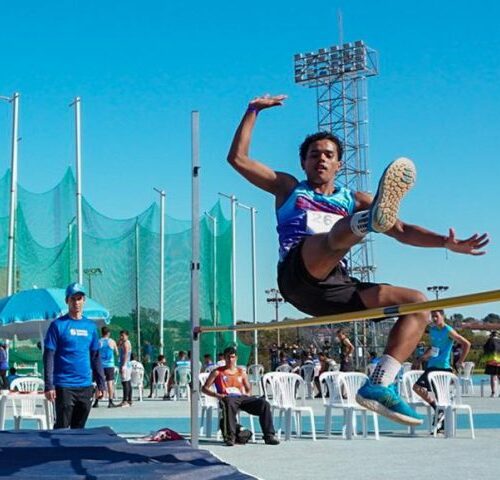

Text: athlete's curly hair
xmin=299 ymin=132 xmax=343 ymax=167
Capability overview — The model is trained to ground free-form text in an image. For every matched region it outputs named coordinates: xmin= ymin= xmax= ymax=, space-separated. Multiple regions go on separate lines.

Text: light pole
xmin=205 ymin=211 xmax=218 ymax=361
xmin=427 ymin=285 xmax=449 ymax=300
xmin=238 ymin=201 xmax=258 ymax=364
xmin=154 ymin=187 xmax=166 ymax=356
xmin=266 ymin=288 xmax=283 ymax=346
xmin=83 ymin=267 xmax=102 ymax=298
xmin=219 ymin=192 xmax=238 ymax=344
xmin=1 ymin=92 xmax=20 ymax=296
xmin=70 ymin=97 xmax=84 ymax=285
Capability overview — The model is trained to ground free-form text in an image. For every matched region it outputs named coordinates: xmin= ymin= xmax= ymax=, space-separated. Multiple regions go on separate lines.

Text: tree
xmin=482 ymin=313 xmax=500 ymax=324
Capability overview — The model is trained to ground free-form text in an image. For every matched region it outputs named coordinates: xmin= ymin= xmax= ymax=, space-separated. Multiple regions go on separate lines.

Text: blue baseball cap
xmin=65 ymin=282 xmax=86 ymax=299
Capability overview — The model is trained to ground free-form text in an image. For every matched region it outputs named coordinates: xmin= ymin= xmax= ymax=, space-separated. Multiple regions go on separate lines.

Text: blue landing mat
xmin=0 ymin=426 xmax=254 ymax=479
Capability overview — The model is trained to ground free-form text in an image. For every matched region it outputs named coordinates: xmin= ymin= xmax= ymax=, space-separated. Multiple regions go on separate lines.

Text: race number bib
xmin=225 ymin=387 xmax=242 ymax=396
xmin=306 ymin=211 xmax=343 ymax=234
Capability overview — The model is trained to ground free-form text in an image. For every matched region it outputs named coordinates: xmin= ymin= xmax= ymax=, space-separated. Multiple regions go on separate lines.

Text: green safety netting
xmin=0 ymin=168 xmax=250 ymax=367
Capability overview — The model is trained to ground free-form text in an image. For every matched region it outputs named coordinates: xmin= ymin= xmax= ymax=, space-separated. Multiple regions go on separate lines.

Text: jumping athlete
xmin=227 ymin=94 xmax=488 ymax=425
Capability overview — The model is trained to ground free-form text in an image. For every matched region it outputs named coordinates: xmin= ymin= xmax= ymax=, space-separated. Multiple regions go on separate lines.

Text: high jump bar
xmin=194 ymin=288 xmax=500 ymax=336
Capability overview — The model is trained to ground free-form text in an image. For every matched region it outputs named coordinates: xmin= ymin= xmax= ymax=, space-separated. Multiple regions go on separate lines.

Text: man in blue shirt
xmin=413 ymin=309 xmax=470 ymax=432
xmin=93 ymin=326 xmax=118 ymax=408
xmin=43 ymin=282 xmax=106 ymax=428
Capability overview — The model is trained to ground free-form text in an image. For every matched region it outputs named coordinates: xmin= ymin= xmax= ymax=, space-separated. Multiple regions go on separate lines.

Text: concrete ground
xmin=4 ymin=388 xmax=500 ymax=479
xmin=88 ymin=390 xmax=500 ymax=480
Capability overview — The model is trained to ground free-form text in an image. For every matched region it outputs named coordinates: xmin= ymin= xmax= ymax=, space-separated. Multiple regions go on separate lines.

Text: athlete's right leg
xmin=300 ymin=222 xmax=360 ymax=280
xmin=355 ymin=284 xmax=429 ymax=426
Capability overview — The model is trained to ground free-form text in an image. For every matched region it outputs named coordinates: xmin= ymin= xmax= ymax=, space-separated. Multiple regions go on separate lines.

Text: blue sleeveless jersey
xmin=99 ymin=337 xmax=115 ymax=368
xmin=276 ymin=181 xmax=356 ymax=260
xmin=427 ymin=324 xmax=454 ymax=369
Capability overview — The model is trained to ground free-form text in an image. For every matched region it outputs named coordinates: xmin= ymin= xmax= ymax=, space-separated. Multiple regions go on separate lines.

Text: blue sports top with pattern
xmin=276 ymin=181 xmax=356 ymax=261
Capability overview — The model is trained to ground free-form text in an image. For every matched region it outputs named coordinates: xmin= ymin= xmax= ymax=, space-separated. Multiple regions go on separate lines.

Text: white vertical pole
xmin=71 ymin=97 xmax=84 ymax=285
xmin=219 ymin=192 xmax=238 ymax=344
xmin=238 ymin=202 xmax=258 ymax=364
xmin=250 ymin=207 xmax=258 ymax=364
xmin=67 ymin=217 xmax=75 ymax=283
xmin=205 ymin=212 xmax=217 ymax=360
xmin=230 ymin=196 xmax=237 ymax=344
xmin=190 ymin=111 xmax=200 ymax=448
xmin=154 ymin=188 xmax=166 ymax=356
xmin=135 ymin=220 xmax=141 ymax=361
xmin=6 ymin=92 xmax=19 ymax=296
xmin=160 ymin=191 xmax=165 ymax=356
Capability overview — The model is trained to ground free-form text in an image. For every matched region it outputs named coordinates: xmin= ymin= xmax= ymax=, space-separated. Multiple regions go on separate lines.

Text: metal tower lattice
xmin=294 ymin=40 xmax=380 ymax=368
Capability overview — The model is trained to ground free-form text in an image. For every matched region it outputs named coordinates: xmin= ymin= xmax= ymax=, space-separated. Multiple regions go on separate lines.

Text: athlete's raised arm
xmin=227 ymin=94 xmax=298 ymax=203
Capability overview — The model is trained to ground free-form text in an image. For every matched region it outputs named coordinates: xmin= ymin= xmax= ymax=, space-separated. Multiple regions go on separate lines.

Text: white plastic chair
xmin=151 ymin=365 xmax=170 ymax=398
xmin=328 ymin=361 xmax=340 ymax=372
xmin=130 ymin=363 xmax=145 ymax=401
xmin=300 ymin=364 xmax=315 ymax=399
xmin=265 ymin=372 xmax=316 ymax=441
xmin=402 ymin=370 xmax=433 ymax=434
xmin=276 ymin=364 xmax=292 ymax=373
xmin=428 ymin=371 xmax=475 ymax=439
xmin=458 ymin=362 xmax=475 ymax=396
xmin=247 ymin=364 xmax=265 ymax=396
xmin=9 ymin=377 xmax=50 ymax=430
xmin=172 ymin=366 xmax=191 ymax=401
xmin=339 ymin=372 xmax=379 ymax=440
xmin=319 ymin=371 xmax=346 ymax=438
xmin=397 ymin=362 xmax=413 ymax=397
xmin=199 ymin=372 xmax=219 ymax=438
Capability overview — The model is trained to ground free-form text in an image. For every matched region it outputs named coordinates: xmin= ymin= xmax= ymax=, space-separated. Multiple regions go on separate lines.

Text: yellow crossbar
xmin=195 ymin=289 xmax=500 ymax=335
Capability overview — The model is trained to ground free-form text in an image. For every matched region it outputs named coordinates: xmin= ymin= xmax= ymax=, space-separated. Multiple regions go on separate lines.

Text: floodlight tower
xmin=294 ymin=40 xmax=379 ymax=368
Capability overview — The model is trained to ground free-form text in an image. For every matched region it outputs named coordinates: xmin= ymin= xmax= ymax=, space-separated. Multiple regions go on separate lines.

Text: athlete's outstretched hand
xmin=248 ymin=94 xmax=287 ymax=112
xmin=444 ymin=228 xmax=489 ymax=255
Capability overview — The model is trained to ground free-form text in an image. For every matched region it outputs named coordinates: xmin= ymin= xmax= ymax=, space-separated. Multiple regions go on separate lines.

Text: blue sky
xmin=1 ymin=0 xmax=499 ymax=324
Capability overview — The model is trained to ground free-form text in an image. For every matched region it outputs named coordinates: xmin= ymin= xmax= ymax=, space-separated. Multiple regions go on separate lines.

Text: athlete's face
xmin=224 ymin=353 xmax=237 ymax=368
xmin=431 ymin=311 xmax=445 ymax=327
xmin=66 ymin=293 xmax=85 ymax=319
xmin=302 ymin=139 xmax=342 ymax=185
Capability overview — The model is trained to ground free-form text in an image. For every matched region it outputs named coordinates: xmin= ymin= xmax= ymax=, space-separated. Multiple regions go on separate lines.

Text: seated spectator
xmin=269 ymin=343 xmax=279 ymax=371
xmin=216 ymin=352 xmax=226 ymax=367
xmin=202 ymin=347 xmax=279 ymax=446
xmin=148 ymin=354 xmax=168 ymax=398
xmin=202 ymin=353 xmax=215 ymax=372
xmin=314 ymin=352 xmax=336 ymax=397
xmin=7 ymin=367 xmax=20 ymax=389
xmin=165 ymin=351 xmax=190 ymax=399
xmin=367 ymin=351 xmax=381 ymax=376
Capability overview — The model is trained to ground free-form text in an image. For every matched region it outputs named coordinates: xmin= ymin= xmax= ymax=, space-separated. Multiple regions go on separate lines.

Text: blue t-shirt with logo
xmin=44 ymin=314 xmax=100 ymax=388
xmin=427 ymin=324 xmax=454 ymax=369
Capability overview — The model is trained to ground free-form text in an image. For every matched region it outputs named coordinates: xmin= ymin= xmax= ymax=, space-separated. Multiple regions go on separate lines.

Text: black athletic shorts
xmin=415 ymin=367 xmax=453 ymax=391
xmin=485 ymin=364 xmax=500 ymax=376
xmin=277 ymin=240 xmax=379 ymax=317
xmin=103 ymin=367 xmax=115 ymax=382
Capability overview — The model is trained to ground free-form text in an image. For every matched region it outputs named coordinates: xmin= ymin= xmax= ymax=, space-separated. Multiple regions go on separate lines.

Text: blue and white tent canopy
xmin=0 ymin=288 xmax=110 ymax=340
